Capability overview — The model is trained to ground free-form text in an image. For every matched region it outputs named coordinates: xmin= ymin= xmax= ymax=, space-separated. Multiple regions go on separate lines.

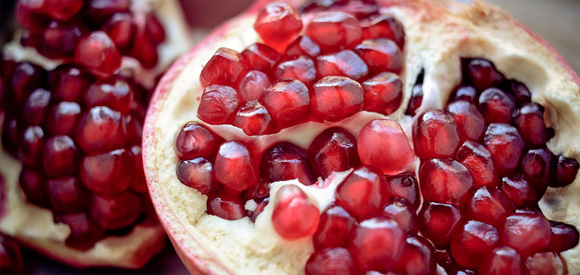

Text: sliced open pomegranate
xmin=0 ymin=0 xmax=191 ymax=269
xmin=143 ymin=0 xmax=580 ymax=274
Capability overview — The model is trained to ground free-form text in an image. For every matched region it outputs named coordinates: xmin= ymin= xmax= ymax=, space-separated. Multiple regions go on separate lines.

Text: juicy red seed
xmin=86 ymin=0 xmax=131 ymax=23
xmin=418 ymin=202 xmax=462 ymax=246
xmin=549 ymin=222 xmax=579 ymax=252
xmin=74 ymin=31 xmax=122 ymax=78
xmin=49 ymin=64 xmax=92 ymax=102
xmin=305 ymin=247 xmax=358 ymax=275
xmin=393 ymin=235 xmax=435 ymax=275
xmin=464 ymin=186 xmax=513 ymax=227
xmin=90 ymin=192 xmax=142 ymax=230
xmin=354 ymin=38 xmax=403 ymax=73
xmin=386 ymin=174 xmax=419 ymax=208
xmin=316 ymin=50 xmax=368 ymax=80
xmin=47 ymin=177 xmax=90 ymax=213
xmin=272 ymin=185 xmax=319 ymax=240
xmin=308 ymin=127 xmax=358 ymax=179
xmin=128 ymin=19 xmax=159 ymax=69
xmin=361 ymin=14 xmax=404 ymax=47
xmin=382 ymin=199 xmax=417 ymax=233
xmin=509 ymin=80 xmax=532 ymax=105
xmin=335 ymin=166 xmax=389 ymax=220
xmin=500 ymin=175 xmax=538 ymax=207
xmin=311 ymin=76 xmax=364 ymax=122
xmin=145 ymin=12 xmax=166 ymax=45
xmin=43 ymin=0 xmax=83 ymax=20
xmin=261 ymin=142 xmax=317 ymax=186
xmin=2 ymin=119 xmax=21 ymax=156
xmin=81 ymin=149 xmax=134 ymax=196
xmin=553 ymin=155 xmax=579 ymax=187
xmin=56 ymin=213 xmax=105 ymax=249
xmin=238 ymin=70 xmax=271 ymax=101
xmin=199 ymin=47 xmax=245 ymax=88
xmin=103 ymin=13 xmax=134 ymax=50
xmin=42 ymin=20 xmax=84 ymax=59
xmin=214 ymin=141 xmax=257 ymax=192
xmin=285 ymin=36 xmax=321 ymax=58
xmin=75 ymin=106 xmax=125 ymax=154
xmin=501 ymin=212 xmax=551 ymax=256
xmin=174 ymin=122 xmax=223 ymax=160
xmin=521 ymin=148 xmax=552 ymax=191
xmin=85 ymin=76 xmax=134 ymax=114
xmin=513 ymin=103 xmax=548 ymax=147
xmin=413 ymin=110 xmax=461 ymax=159
xmin=241 ymin=43 xmax=281 ymax=73
xmin=19 ymin=167 xmax=49 ymax=207
xmin=207 ymin=190 xmax=247 ymax=220
xmin=327 ymin=0 xmax=379 ymax=19
xmin=11 ymin=62 xmax=46 ymax=107
xmin=447 ymin=100 xmax=485 ymax=141
xmin=43 ymin=135 xmax=78 ymax=177
xmin=242 ymin=177 xmax=270 ymax=201
xmin=362 ymin=72 xmax=403 ymax=115
xmin=451 ymin=86 xmax=478 ymax=103
xmin=23 ymin=88 xmax=51 ymax=126
xmin=176 ymin=158 xmax=215 ymax=195
xmin=358 ymin=119 xmax=414 ymax=175
xmin=232 ymin=100 xmax=275 ymax=136
xmin=478 ymin=246 xmax=522 ymax=275
xmin=313 ymin=205 xmax=356 ymax=249
xmin=450 ymin=220 xmax=500 ymax=269
xmin=478 ymin=88 xmax=516 ymax=124
xmin=254 ymin=2 xmax=303 ymax=52
xmin=483 ymin=123 xmax=524 ymax=175
xmin=456 ymin=141 xmax=496 ymax=188
xmin=20 ymin=30 xmax=43 ymax=49
xmin=261 ymin=79 xmax=311 ymax=128
xmin=274 ymin=56 xmax=317 ymax=86
xmin=348 ymin=217 xmax=406 ymax=272
xmin=197 ymin=85 xmax=241 ymax=125
xmin=19 ymin=126 xmax=46 ymax=167
xmin=128 ymin=145 xmax=147 ymax=193
xmin=419 ymin=158 xmax=473 ymax=205
xmin=464 ymin=59 xmax=504 ymax=91
xmin=434 ymin=248 xmax=455 ymax=271
xmin=248 ymin=198 xmax=269 ymax=222
xmin=405 ymin=83 xmax=423 ymax=116
xmin=524 ymin=252 xmax=565 ymax=275
xmin=306 ymin=11 xmax=362 ymax=52
xmin=15 ymin=2 xmax=48 ymax=32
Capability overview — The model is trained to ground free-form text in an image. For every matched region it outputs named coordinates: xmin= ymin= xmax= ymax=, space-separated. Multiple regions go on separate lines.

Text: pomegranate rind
xmin=144 ymin=0 xmax=580 ymax=273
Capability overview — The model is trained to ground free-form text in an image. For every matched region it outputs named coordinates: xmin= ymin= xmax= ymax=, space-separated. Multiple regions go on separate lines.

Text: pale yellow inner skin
xmin=146 ymin=0 xmax=580 ymax=274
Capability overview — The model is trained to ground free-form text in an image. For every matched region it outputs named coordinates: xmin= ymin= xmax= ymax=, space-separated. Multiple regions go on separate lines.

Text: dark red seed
xmin=478 ymin=88 xmax=516 ymax=124
xmin=317 ymin=50 xmax=368 ymax=80
xmin=552 ymin=155 xmax=579 ymax=187
xmin=413 ymin=110 xmax=461 ymax=159
xmin=214 ymin=141 xmax=257 ymax=192
xmin=241 ymin=43 xmax=281 ymax=73
xmin=520 ymin=148 xmax=552 ymax=192
xmin=483 ymin=123 xmax=524 ymax=176
xmin=56 ymin=213 xmax=105 ymax=249
xmin=238 ymin=70 xmax=271 ymax=101
xmin=248 ymin=198 xmax=269 ymax=222
xmin=128 ymin=16 xmax=158 ymax=69
xmin=19 ymin=126 xmax=46 ymax=167
xmin=419 ymin=158 xmax=473 ymax=205
xmin=207 ymin=190 xmax=247 ymax=221
xmin=464 ymin=186 xmax=513 ymax=228
xmin=271 ymin=185 xmax=319 ymax=239
xmin=382 ymin=199 xmax=418 ymax=233
xmin=23 ymin=88 xmax=51 ymax=126
xmin=49 ymin=64 xmax=92 ymax=102
xmin=145 ymin=12 xmax=166 ymax=45
xmin=451 ymin=86 xmax=478 ymax=103
xmin=86 ymin=0 xmax=131 ymax=23
xmin=311 ymin=76 xmax=364 ymax=122
xmin=549 ymin=222 xmax=579 ymax=252
xmin=15 ymin=2 xmax=49 ymax=33
xmin=500 ymin=175 xmax=538 ymax=208
xmin=43 ymin=135 xmax=78 ymax=177
xmin=464 ymin=59 xmax=504 ymax=91
xmin=199 ymin=47 xmax=245 ymax=88
xmin=362 ymin=72 xmax=403 ymax=115
xmin=524 ymin=252 xmax=565 ymax=275
xmin=386 ymin=174 xmax=419 ymax=208
xmin=354 ymin=38 xmax=403 ymax=73
xmin=242 ymin=177 xmax=270 ymax=202
xmin=308 ymin=127 xmax=358 ymax=179
xmin=456 ymin=141 xmax=496 ymax=188
xmin=174 ymin=122 xmax=223 ymax=160
xmin=306 ymin=11 xmax=362 ymax=52
xmin=305 ymin=247 xmax=358 ymax=275
xmin=313 ymin=205 xmax=356 ymax=249
xmin=11 ymin=62 xmax=46 ymax=107
xmin=478 ymin=246 xmax=522 ymax=275
xmin=90 ymin=192 xmax=142 ymax=230
xmin=20 ymin=30 xmax=43 ymax=50
xmin=405 ymin=83 xmax=423 ymax=116
xmin=45 ymin=102 xmax=79 ymax=136
xmin=103 ymin=13 xmax=135 ymax=50
xmin=513 ymin=103 xmax=548 ymax=147
xmin=19 ymin=167 xmax=49 ymax=207
xmin=361 ymin=14 xmax=404 ymax=47
xmin=2 ymin=119 xmax=21 ymax=156
xmin=74 ymin=32 xmax=122 ymax=78
xmin=274 ymin=56 xmax=317 ymax=86
xmin=501 ymin=212 xmax=551 ymax=256
xmin=232 ymin=100 xmax=275 ymax=136
xmin=197 ymin=85 xmax=240 ymax=125
xmin=285 ymin=36 xmax=321 ymax=58
xmin=47 ymin=177 xmax=90 ymax=213
xmin=261 ymin=79 xmax=311 ymax=128
xmin=446 ymin=100 xmax=485 ymax=141
xmin=509 ymin=80 xmax=531 ymax=105
xmin=451 ymin=220 xmax=500 ymax=269
xmin=75 ymin=106 xmax=126 ymax=154
xmin=418 ymin=202 xmax=462 ymax=246
xmin=176 ymin=158 xmax=215 ymax=195
xmin=254 ymin=2 xmax=303 ymax=52
xmin=42 ymin=20 xmax=84 ymax=59
xmin=261 ymin=142 xmax=317 ymax=186
xmin=335 ymin=166 xmax=389 ymax=220
xmin=129 ymin=145 xmax=147 ymax=194
xmin=85 ymin=76 xmax=134 ymax=114
xmin=81 ymin=149 xmax=134 ymax=196
xmin=394 ymin=235 xmax=436 ymax=275
xmin=43 ymin=0 xmax=84 ymax=20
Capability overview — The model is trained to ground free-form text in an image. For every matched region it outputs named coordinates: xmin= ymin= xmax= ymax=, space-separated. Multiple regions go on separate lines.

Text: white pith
xmin=144 ymin=0 xmax=580 ymax=274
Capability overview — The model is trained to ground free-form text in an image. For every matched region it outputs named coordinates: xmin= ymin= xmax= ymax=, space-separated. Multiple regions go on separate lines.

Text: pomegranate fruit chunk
xmin=335 ymin=166 xmax=389 ymax=220
xmin=272 ymin=185 xmax=319 ymax=240
xmin=524 ymin=252 xmax=565 ymax=275
xmin=357 ymin=119 xmax=414 ymax=175
xmin=478 ymin=88 xmax=516 ymax=124
xmin=456 ymin=141 xmax=496 ymax=188
xmin=261 ymin=79 xmax=311 ymax=128
xmin=450 ymin=220 xmax=500 ymax=269
xmin=419 ymin=158 xmax=473 ymax=204
xmin=199 ymin=47 xmax=245 ymax=88
xmin=478 ymin=246 xmax=522 ymax=275
xmin=413 ymin=110 xmax=461 ymax=159
xmin=316 ymin=50 xmax=368 ymax=80
xmin=261 ymin=142 xmax=317 ymax=185
xmin=177 ymin=158 xmax=215 ymax=195
xmin=197 ymin=85 xmax=241 ymax=125
xmin=174 ymin=122 xmax=223 ymax=160
xmin=500 ymin=212 xmax=551 ymax=256
xmin=308 ymin=127 xmax=358 ymax=179
xmin=464 ymin=186 xmax=513 ymax=227
xmin=418 ymin=202 xmax=462 ymax=246
xmin=311 ymin=76 xmax=364 ymax=122
xmin=394 ymin=235 xmax=436 ymax=275
xmin=74 ymin=31 xmax=122 ymax=78
xmin=214 ymin=141 xmax=257 ymax=192
xmin=362 ymin=72 xmax=403 ymax=115
xmin=306 ymin=11 xmax=363 ymax=52
xmin=354 ymin=38 xmax=403 ymax=73
xmin=313 ymin=205 xmax=356 ymax=249
xmin=483 ymin=123 xmax=524 ymax=175
xmin=305 ymin=247 xmax=358 ymax=275
xmin=254 ymin=2 xmax=303 ymax=52
xmin=232 ymin=100 xmax=275 ymax=136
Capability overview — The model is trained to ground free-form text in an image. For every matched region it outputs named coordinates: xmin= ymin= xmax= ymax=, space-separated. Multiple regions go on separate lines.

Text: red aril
xmin=394 ymin=235 xmax=436 ymax=275
xmin=103 ymin=13 xmax=134 ymax=51
xmin=354 ymin=38 xmax=402 ymax=73
xmin=418 ymin=202 xmax=462 ymax=246
xmin=19 ymin=126 xmax=46 ymax=167
xmin=85 ymin=76 xmax=134 ymax=114
xmin=197 ymin=85 xmax=241 ymax=125
xmin=214 ymin=141 xmax=257 ymax=192
xmin=313 ymin=205 xmax=356 ymax=249
xmin=49 ymin=64 xmax=93 ymax=102
xmin=271 ymin=185 xmax=319 ymax=240
xmin=56 ymin=213 xmax=105 ymax=249
xmin=450 ymin=220 xmax=500 ymax=269
xmin=382 ymin=199 xmax=418 ymax=233
xmin=207 ymin=190 xmax=247 ymax=221
xmin=520 ymin=148 xmax=552 ymax=191
xmin=261 ymin=79 xmax=311 ymax=128
xmin=463 ymin=58 xmax=504 ymax=91
xmin=509 ymin=80 xmax=532 ymax=106
xmin=316 ymin=50 xmax=368 ymax=80
xmin=360 ymin=14 xmax=404 ymax=47
xmin=80 ymin=149 xmax=134 ymax=196
xmin=176 ymin=158 xmax=215 ymax=195
xmin=386 ymin=174 xmax=419 ymax=208
xmin=261 ymin=142 xmax=317 ymax=186
xmin=311 ymin=76 xmax=364 ymax=122
xmin=456 ymin=141 xmax=496 ymax=188
xmin=552 ymin=155 xmax=579 ymax=187
xmin=478 ymin=246 xmax=522 ymax=275
xmin=254 ymin=2 xmax=303 ymax=52
xmin=451 ymin=86 xmax=478 ymax=103
xmin=274 ymin=56 xmax=317 ymax=86
xmin=548 ymin=222 xmax=579 ymax=252
xmin=19 ymin=168 xmax=49 ymax=207
xmin=74 ymin=32 xmax=122 ymax=78
xmin=241 ymin=43 xmax=281 ymax=73
xmin=500 ymin=175 xmax=539 ymax=208
xmin=500 ymin=212 xmax=551 ymax=256
xmin=513 ymin=103 xmax=549 ymax=147
xmin=43 ymin=0 xmax=83 ymax=21
xmin=335 ymin=166 xmax=389 ymax=220
xmin=306 ymin=11 xmax=362 ymax=52
xmin=174 ymin=122 xmax=223 ymax=160
xmin=285 ymin=36 xmax=321 ymax=58
xmin=446 ymin=100 xmax=485 ymax=141
xmin=483 ymin=123 xmax=524 ymax=175
xmin=238 ymin=70 xmax=271 ymax=101
xmin=419 ymin=158 xmax=473 ymax=204
xmin=413 ymin=110 xmax=461 ymax=159
xmin=199 ymin=48 xmax=245 ymax=88
xmin=478 ymin=88 xmax=516 ymax=124
xmin=75 ymin=106 xmax=126 ymax=154
xmin=305 ymin=247 xmax=358 ymax=275
xmin=47 ymin=177 xmax=90 ymax=213
xmin=308 ymin=127 xmax=358 ymax=178
xmin=90 ymin=192 xmax=142 ymax=230
xmin=362 ymin=72 xmax=403 ymax=115
xmin=464 ymin=186 xmax=513 ymax=227
xmin=524 ymin=252 xmax=565 ymax=275
xmin=232 ymin=100 xmax=275 ymax=136
xmin=23 ymin=88 xmax=51 ymax=126
xmin=42 ymin=20 xmax=85 ymax=59
xmin=43 ymin=135 xmax=78 ymax=177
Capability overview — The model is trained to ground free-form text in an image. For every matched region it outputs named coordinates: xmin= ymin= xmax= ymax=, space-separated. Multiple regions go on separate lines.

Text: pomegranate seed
xmin=285 ymin=36 xmax=321 ymax=58
xmin=348 ymin=217 xmax=406 ymax=272
xmin=197 ymin=85 xmax=240 ymax=125
xmin=501 ymin=212 xmax=551 ymax=256
xmin=232 ymin=100 xmax=275 ymax=136
xmin=56 ymin=213 xmax=105 ymax=249
xmin=19 ymin=167 xmax=49 ymax=207
xmin=176 ymin=158 xmax=215 ymax=195
xmin=23 ymin=88 xmax=51 ymax=126
xmin=311 ymin=76 xmax=364 ymax=122
xmin=15 ymin=2 xmax=49 ymax=33
xmin=306 ymin=12 xmax=362 ymax=52
xmin=413 ymin=110 xmax=461 ymax=159
xmin=478 ymin=246 xmax=522 ymax=275
xmin=362 ymin=72 xmax=403 ymax=115
xmin=248 ymin=198 xmax=269 ymax=222
xmin=419 ymin=158 xmax=473 ymax=204
xmin=317 ymin=50 xmax=368 ymax=80
xmin=478 ymin=88 xmax=516 ymax=124
xmin=199 ymin=47 xmax=245 ymax=88
xmin=305 ymin=247 xmax=358 ymax=275
xmin=260 ymin=142 xmax=317 ymax=186
xmin=20 ymin=29 xmax=44 ymax=50
xmin=361 ymin=14 xmax=404 ymax=47
xmin=43 ymin=135 xmax=78 ymax=177
xmin=513 ymin=103 xmax=548 ymax=147
xmin=456 ymin=141 xmax=496 ymax=188
xmin=451 ymin=86 xmax=478 ymax=103
xmin=450 ymin=220 xmax=500 ymax=269
xmin=447 ymin=100 xmax=485 ymax=141
xmin=129 ymin=16 xmax=159 ymax=69
xmin=238 ymin=70 xmax=271 ymax=101
xmin=464 ymin=186 xmax=513 ymax=227
xmin=386 ymin=174 xmax=419 ymax=208
xmin=272 ymin=185 xmax=319 ymax=240
xmin=241 ymin=43 xmax=281 ymax=73
xmin=81 ymin=149 xmax=134 ymax=196
xmin=145 ymin=12 xmax=166 ymax=45
xmin=358 ymin=119 xmax=414 ymax=175
xmin=45 ymin=102 xmax=79 ymax=136
xmin=549 ymin=222 xmax=579 ymax=252
xmin=434 ymin=248 xmax=455 ymax=271
xmin=74 ymin=32 xmax=122 ymax=78
xmin=405 ymin=83 xmax=423 ymax=116
xmin=394 ymin=235 xmax=436 ymax=275
xmin=86 ymin=0 xmax=130 ymax=23
xmin=521 ymin=148 xmax=552 ymax=191
xmin=124 ymin=114 xmax=143 ymax=146
xmin=464 ymin=59 xmax=504 ymax=91
xmin=207 ymin=190 xmax=247 ymax=220
xmin=500 ymin=175 xmax=538 ymax=208
xmin=313 ymin=205 xmax=356 ymax=249
xmin=254 ymin=2 xmax=303 ymax=52
xmin=335 ymin=166 xmax=389 ymax=220
xmin=75 ymin=106 xmax=125 ymax=154
xmin=47 ymin=177 xmax=90 ymax=213
xmin=85 ymin=76 xmax=134 ymax=114
xmin=308 ymin=127 xmax=358 ymax=179
xmin=509 ymin=80 xmax=532 ymax=105
xmin=524 ymin=252 xmax=564 ymax=275
xmin=355 ymin=38 xmax=403 ymax=73
xmin=483 ymin=123 xmax=524 ymax=175
xmin=103 ymin=13 xmax=134 ymax=50
xmin=382 ymin=199 xmax=417 ymax=233
xmin=19 ymin=126 xmax=46 ymax=167
xmin=174 ymin=122 xmax=223 ymax=160
xmin=11 ymin=62 xmax=46 ymax=107
xmin=43 ymin=0 xmax=82 ymax=20
xmin=2 ymin=119 xmax=21 ymax=156
xmin=552 ymin=155 xmax=579 ymax=187
xmin=261 ymin=79 xmax=311 ymax=128
xmin=42 ymin=20 xmax=84 ymax=59
xmin=243 ymin=177 xmax=270 ymax=202
xmin=90 ymin=192 xmax=142 ymax=230
xmin=274 ymin=56 xmax=317 ymax=86
xmin=214 ymin=141 xmax=257 ymax=192
xmin=49 ymin=64 xmax=93 ymax=102
xmin=129 ymin=145 xmax=147 ymax=193
xmin=418 ymin=202 xmax=462 ymax=246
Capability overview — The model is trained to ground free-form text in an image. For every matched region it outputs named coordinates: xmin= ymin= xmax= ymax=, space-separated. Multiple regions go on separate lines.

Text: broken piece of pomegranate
xmin=143 ymin=0 xmax=580 ymax=274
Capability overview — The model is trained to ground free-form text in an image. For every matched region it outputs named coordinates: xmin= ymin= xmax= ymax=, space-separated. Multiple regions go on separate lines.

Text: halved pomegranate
xmin=143 ymin=0 xmax=580 ymax=274
xmin=0 ymin=0 xmax=190 ymax=268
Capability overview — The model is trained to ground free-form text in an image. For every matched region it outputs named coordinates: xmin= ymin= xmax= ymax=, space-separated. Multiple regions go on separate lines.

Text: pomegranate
xmin=143 ymin=0 xmax=580 ymax=274
xmin=0 ymin=0 xmax=190 ymax=268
